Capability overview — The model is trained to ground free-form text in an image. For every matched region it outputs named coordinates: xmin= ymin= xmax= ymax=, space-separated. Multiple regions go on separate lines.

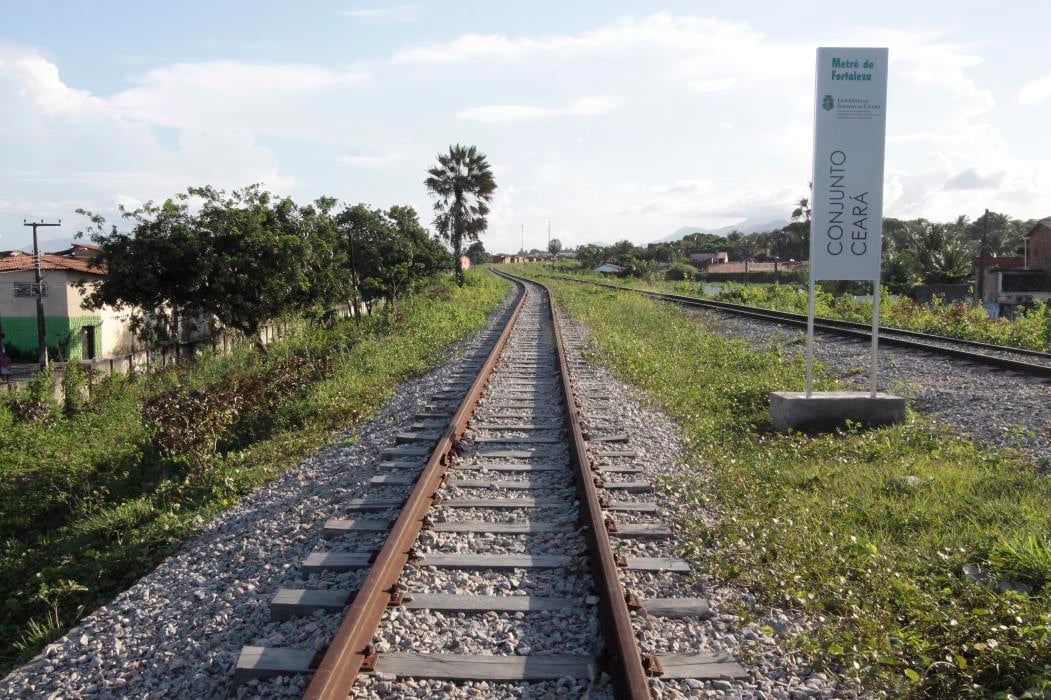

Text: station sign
xmin=809 ymin=47 xmax=888 ymax=281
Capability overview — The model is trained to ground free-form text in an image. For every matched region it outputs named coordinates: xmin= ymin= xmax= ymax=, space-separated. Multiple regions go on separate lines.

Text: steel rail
xmin=302 ymin=278 xmax=528 ymax=700
xmin=496 ymin=269 xmax=651 ymax=699
xmin=542 ymin=273 xmax=1051 ymax=379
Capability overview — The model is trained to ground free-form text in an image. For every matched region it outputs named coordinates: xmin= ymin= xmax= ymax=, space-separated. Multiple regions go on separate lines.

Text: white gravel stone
xmin=701 ymin=309 xmax=1050 ymax=470
xmin=0 ymin=290 xmax=519 ymax=700
xmin=556 ymin=305 xmax=861 ymax=699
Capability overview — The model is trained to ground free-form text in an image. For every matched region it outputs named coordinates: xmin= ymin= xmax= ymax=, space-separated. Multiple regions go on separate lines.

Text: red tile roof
xmin=0 ymin=253 xmax=105 ymax=275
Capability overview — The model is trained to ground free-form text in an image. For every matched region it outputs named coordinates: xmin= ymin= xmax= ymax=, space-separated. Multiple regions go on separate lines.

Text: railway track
xmin=541 ymin=274 xmax=1051 ymax=380
xmin=233 ymin=273 xmax=746 ymax=697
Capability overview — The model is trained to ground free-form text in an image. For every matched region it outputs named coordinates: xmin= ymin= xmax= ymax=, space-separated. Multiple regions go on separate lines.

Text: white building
xmin=0 ymin=244 xmax=134 ymax=360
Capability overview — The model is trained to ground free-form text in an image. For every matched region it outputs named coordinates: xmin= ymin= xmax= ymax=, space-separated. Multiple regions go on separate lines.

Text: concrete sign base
xmin=770 ymin=391 xmax=905 ymax=432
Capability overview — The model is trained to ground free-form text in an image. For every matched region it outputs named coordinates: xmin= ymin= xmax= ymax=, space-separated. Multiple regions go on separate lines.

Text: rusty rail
xmin=503 ymin=270 xmax=652 ymax=699
xmin=302 ymin=278 xmax=528 ymax=700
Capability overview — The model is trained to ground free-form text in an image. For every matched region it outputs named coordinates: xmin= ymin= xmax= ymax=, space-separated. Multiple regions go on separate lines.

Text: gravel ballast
xmin=557 ymin=313 xmax=859 ymax=699
xmin=0 ymin=292 xmax=518 ymax=700
xmin=698 ymin=309 xmax=1051 ymax=469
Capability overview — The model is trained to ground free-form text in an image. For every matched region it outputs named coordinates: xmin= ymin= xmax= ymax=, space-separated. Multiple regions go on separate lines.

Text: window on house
xmin=13 ymin=282 xmax=47 ymax=297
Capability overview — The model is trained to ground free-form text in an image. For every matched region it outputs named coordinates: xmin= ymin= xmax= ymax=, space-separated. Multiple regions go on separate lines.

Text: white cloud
xmin=339 ymin=153 xmax=400 ymax=167
xmin=341 ymin=5 xmax=420 ymax=22
xmin=613 ymin=179 xmax=795 ymax=223
xmin=5 ymin=12 xmax=1051 ymax=252
xmin=109 ymin=61 xmax=366 ymax=138
xmin=0 ymin=45 xmax=296 ymax=245
xmin=688 ymin=78 xmax=735 ymax=93
xmin=1019 ymin=73 xmax=1051 ymax=105
xmin=3 ymin=50 xmax=110 ymax=119
xmin=944 ymin=167 xmax=1005 ymax=190
xmin=392 ymin=13 xmax=757 ymax=65
xmin=457 ymin=96 xmax=621 ymax=123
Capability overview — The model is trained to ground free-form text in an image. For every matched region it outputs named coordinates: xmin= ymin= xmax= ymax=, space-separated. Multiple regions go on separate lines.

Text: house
xmin=0 ymin=248 xmax=134 ymax=360
xmin=973 ymin=219 xmax=1051 ymax=317
xmin=593 ymin=262 xmax=624 ymax=275
xmin=1027 ymin=218 xmax=1051 ymax=265
xmin=688 ymin=252 xmax=729 ymax=268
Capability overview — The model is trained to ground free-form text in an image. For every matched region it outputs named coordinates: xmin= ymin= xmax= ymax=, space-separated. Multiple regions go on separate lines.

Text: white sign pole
xmin=805 ymin=275 xmax=816 ymax=397
xmin=809 ymin=47 xmax=888 ymax=395
xmin=870 ymin=281 xmax=880 ymax=397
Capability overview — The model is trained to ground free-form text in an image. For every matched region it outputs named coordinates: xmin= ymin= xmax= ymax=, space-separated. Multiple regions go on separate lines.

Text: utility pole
xmin=547 ymin=220 xmax=551 ymax=250
xmin=520 ymin=224 xmax=524 ymax=255
xmin=23 ymin=219 xmax=61 ymax=369
xmin=975 ymin=209 xmax=988 ymax=309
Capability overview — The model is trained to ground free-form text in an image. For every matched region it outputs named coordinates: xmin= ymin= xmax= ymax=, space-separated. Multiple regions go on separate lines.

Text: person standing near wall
xmin=0 ymin=350 xmax=11 ymax=383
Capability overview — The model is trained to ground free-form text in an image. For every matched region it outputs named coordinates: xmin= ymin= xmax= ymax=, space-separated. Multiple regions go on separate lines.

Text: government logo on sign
xmin=822 ymin=95 xmax=835 ymax=111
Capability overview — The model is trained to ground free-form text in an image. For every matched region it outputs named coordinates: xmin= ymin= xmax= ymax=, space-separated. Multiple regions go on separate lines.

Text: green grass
xmin=0 ymin=269 xmax=510 ymax=672
xmin=520 ymin=271 xmax=1051 ymax=698
xmin=526 ymin=263 xmax=1051 ymax=352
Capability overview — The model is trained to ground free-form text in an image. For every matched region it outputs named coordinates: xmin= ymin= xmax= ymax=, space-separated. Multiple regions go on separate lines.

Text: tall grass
xmin=532 ymin=274 xmax=1050 ymax=697
xmin=0 ymin=270 xmax=510 ymax=671
xmin=528 ymin=263 xmax=1051 ymax=352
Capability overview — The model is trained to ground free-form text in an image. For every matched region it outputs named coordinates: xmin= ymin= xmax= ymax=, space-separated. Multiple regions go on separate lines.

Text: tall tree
xmin=425 ymin=144 xmax=497 ymax=286
xmin=296 ymin=196 xmax=349 ymax=324
xmin=911 ymin=221 xmax=973 ymax=284
xmin=79 ymin=185 xmax=309 ymax=351
xmin=465 ymin=240 xmax=489 ymax=265
xmin=967 ymin=210 xmax=1025 ymax=257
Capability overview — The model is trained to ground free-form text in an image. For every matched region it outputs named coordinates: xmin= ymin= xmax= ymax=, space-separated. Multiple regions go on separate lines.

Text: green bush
xmin=61 ymin=363 xmax=89 ymax=416
xmin=0 ymin=269 xmax=510 ymax=672
xmin=665 ymin=262 xmax=697 ymax=281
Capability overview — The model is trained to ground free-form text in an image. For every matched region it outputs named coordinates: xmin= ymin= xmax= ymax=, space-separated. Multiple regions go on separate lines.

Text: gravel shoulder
xmin=698 ymin=309 xmax=1051 ymax=470
xmin=558 ymin=313 xmax=861 ymax=699
xmin=0 ymin=291 xmax=517 ymax=700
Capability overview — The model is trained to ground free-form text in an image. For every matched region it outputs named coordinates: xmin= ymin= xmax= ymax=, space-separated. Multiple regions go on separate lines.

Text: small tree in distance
xmin=548 ymin=238 xmax=562 ymax=257
xmin=424 ymin=144 xmax=496 ymax=286
xmin=465 ymin=240 xmax=488 ymax=265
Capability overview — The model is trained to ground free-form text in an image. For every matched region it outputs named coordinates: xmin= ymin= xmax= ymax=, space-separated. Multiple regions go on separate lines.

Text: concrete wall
xmin=1028 ymin=226 xmax=1051 ymax=264
xmin=0 ymin=269 xmax=71 ymax=316
xmin=0 ymin=270 xmax=132 ymax=360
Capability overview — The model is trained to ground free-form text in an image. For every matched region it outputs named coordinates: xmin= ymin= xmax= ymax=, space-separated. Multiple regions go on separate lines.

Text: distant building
xmin=688 ymin=252 xmax=729 ymax=268
xmin=593 ymin=262 xmax=624 ymax=275
xmin=974 ymin=219 xmax=1051 ymax=317
xmin=0 ymin=246 xmax=134 ymax=360
xmin=706 ymin=261 xmax=808 ymax=274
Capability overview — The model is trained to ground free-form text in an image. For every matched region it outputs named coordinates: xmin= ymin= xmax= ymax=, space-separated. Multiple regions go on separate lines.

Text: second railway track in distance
xmin=234 ymin=273 xmax=746 ymax=697
xmin=544 ymin=274 xmax=1051 ymax=380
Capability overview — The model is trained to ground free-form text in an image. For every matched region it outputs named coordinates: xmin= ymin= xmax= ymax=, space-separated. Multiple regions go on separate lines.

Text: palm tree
xmin=791 ymin=197 xmax=811 ymax=223
xmin=912 ymin=222 xmax=973 ymax=284
xmin=425 ymin=144 xmax=497 ymax=286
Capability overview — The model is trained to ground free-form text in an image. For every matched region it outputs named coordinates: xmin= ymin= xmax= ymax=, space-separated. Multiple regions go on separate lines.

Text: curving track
xmin=233 ymin=274 xmax=745 ymax=698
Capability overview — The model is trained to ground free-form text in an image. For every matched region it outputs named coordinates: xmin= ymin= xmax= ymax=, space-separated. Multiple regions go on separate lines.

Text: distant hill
xmin=1 ymin=236 xmax=77 ymax=254
xmin=652 ymin=218 xmax=790 ymax=244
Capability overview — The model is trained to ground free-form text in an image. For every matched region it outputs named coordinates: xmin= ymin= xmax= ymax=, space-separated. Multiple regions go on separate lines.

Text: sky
xmin=1 ymin=1 xmax=1050 ymax=254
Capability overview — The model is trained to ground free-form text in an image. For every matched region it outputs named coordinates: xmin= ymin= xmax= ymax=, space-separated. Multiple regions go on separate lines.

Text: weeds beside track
xmin=0 ymin=270 xmax=511 ymax=674
xmin=525 ymin=271 xmax=1051 ymax=698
